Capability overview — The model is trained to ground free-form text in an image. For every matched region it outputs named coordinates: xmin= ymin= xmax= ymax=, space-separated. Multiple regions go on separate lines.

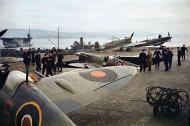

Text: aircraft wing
xmin=0 ymin=57 xmax=22 ymax=63
xmin=36 ymin=66 xmax=137 ymax=114
xmin=68 ymin=62 xmax=101 ymax=68
xmin=111 ymin=43 xmax=137 ymax=51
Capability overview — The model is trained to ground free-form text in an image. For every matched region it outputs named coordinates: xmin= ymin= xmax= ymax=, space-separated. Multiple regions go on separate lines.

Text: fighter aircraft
xmin=0 ymin=62 xmax=137 ymax=126
xmin=121 ymin=32 xmax=172 ymax=51
xmin=68 ymin=52 xmax=139 ymax=68
xmin=101 ymin=32 xmax=134 ymax=50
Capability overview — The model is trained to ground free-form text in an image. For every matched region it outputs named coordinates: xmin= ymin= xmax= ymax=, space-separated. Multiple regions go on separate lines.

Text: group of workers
xmin=22 ymin=47 xmax=64 ymax=77
xmin=139 ymin=44 xmax=188 ymax=72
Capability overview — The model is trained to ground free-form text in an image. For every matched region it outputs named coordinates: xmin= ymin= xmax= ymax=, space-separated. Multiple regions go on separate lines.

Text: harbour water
xmin=0 ymin=36 xmax=190 ymax=49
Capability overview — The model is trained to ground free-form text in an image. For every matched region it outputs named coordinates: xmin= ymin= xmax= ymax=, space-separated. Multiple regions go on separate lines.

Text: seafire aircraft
xmin=102 ymin=32 xmax=134 ymax=50
xmin=0 ymin=60 xmax=137 ymax=125
xmin=0 ymin=28 xmax=32 ymax=48
xmin=68 ymin=52 xmax=139 ymax=68
xmin=121 ymin=32 xmax=172 ymax=51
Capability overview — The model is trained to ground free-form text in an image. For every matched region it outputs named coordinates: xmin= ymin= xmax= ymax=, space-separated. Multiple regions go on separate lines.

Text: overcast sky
xmin=0 ymin=0 xmax=190 ymax=34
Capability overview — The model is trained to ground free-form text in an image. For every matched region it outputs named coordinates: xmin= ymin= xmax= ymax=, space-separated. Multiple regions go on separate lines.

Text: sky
xmin=0 ymin=0 xmax=190 ymax=35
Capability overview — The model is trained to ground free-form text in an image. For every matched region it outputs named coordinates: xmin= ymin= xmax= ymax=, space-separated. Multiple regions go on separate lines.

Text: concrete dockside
xmin=3 ymin=48 xmax=190 ymax=126
xmin=67 ymin=49 xmax=190 ymax=126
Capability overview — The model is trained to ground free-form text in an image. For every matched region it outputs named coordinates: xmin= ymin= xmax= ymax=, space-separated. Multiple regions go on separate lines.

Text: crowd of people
xmin=22 ymin=47 xmax=64 ymax=77
xmin=21 ymin=44 xmax=188 ymax=76
xmin=139 ymin=44 xmax=188 ymax=72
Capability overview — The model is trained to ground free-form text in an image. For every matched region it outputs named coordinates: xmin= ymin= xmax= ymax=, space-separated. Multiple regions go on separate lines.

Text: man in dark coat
xmin=181 ymin=44 xmax=188 ymax=60
xmin=31 ymin=48 xmax=36 ymax=65
xmin=49 ymin=51 xmax=56 ymax=73
xmin=41 ymin=54 xmax=48 ymax=75
xmin=162 ymin=48 xmax=169 ymax=71
xmin=139 ymin=49 xmax=147 ymax=72
xmin=153 ymin=48 xmax=162 ymax=69
xmin=35 ymin=51 xmax=41 ymax=71
xmin=46 ymin=55 xmax=53 ymax=77
xmin=22 ymin=49 xmax=28 ymax=66
xmin=167 ymin=48 xmax=173 ymax=68
xmin=57 ymin=50 xmax=64 ymax=72
xmin=177 ymin=47 xmax=182 ymax=66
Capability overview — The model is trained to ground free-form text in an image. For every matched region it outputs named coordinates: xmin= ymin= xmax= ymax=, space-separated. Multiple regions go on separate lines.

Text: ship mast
xmin=58 ymin=26 xmax=59 ymax=50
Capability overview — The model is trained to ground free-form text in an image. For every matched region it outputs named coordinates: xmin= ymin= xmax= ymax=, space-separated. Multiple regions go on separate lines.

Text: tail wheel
xmin=15 ymin=101 xmax=42 ymax=126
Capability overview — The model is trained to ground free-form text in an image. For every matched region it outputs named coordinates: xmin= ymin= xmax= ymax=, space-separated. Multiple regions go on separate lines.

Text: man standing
xmin=35 ymin=50 xmax=41 ymax=71
xmin=177 ymin=47 xmax=182 ymax=66
xmin=153 ymin=48 xmax=162 ymax=69
xmin=147 ymin=50 xmax=152 ymax=71
xmin=46 ymin=55 xmax=53 ymax=77
xmin=57 ymin=50 xmax=64 ymax=72
xmin=162 ymin=48 xmax=169 ymax=71
xmin=41 ymin=54 xmax=48 ymax=75
xmin=167 ymin=48 xmax=173 ymax=68
xmin=139 ymin=49 xmax=147 ymax=72
xmin=181 ymin=44 xmax=188 ymax=60
xmin=31 ymin=48 xmax=36 ymax=65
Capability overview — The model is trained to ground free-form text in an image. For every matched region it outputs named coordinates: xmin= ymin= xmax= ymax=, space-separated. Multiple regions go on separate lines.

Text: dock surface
xmin=2 ymin=49 xmax=190 ymax=126
xmin=67 ymin=51 xmax=190 ymax=126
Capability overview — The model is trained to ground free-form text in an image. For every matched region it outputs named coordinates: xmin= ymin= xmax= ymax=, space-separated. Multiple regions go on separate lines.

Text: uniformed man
xmin=46 ymin=55 xmax=53 ymax=77
xmin=139 ymin=49 xmax=147 ymax=72
xmin=167 ymin=48 xmax=173 ymax=68
xmin=177 ymin=47 xmax=182 ymax=66
xmin=162 ymin=48 xmax=169 ymax=71
xmin=41 ymin=54 xmax=48 ymax=75
xmin=31 ymin=48 xmax=36 ymax=65
xmin=181 ymin=44 xmax=188 ymax=60
xmin=153 ymin=48 xmax=162 ymax=69
xmin=50 ymin=51 xmax=56 ymax=73
xmin=35 ymin=51 xmax=41 ymax=71
xmin=57 ymin=50 xmax=64 ymax=72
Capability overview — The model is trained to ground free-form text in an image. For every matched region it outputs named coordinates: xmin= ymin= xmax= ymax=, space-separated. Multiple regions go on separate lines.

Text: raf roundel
xmin=115 ymin=61 xmax=123 ymax=66
xmin=79 ymin=68 xmax=118 ymax=82
xmin=15 ymin=101 xmax=42 ymax=126
xmin=21 ymin=115 xmax=32 ymax=126
xmin=90 ymin=70 xmax=106 ymax=78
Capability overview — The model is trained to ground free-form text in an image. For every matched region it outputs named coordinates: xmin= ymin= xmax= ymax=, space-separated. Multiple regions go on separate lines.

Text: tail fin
xmin=168 ymin=32 xmax=170 ymax=37
xmin=0 ymin=29 xmax=8 ymax=37
xmin=130 ymin=32 xmax=134 ymax=39
xmin=129 ymin=32 xmax=134 ymax=43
